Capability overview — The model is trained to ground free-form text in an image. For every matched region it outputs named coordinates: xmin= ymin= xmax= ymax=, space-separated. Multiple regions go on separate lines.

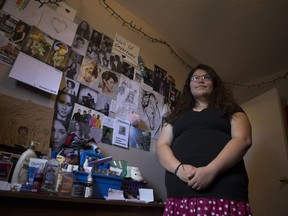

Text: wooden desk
xmin=0 ymin=191 xmax=164 ymax=216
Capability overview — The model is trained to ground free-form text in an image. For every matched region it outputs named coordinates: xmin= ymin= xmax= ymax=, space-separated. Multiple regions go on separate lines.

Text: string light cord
xmin=99 ymin=0 xmax=192 ymax=70
xmin=35 ymin=0 xmax=64 ymax=8
xmin=226 ymin=71 xmax=288 ymax=89
xmin=99 ymin=0 xmax=288 ymax=89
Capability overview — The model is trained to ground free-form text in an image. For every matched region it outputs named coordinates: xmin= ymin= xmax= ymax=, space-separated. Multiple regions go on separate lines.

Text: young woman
xmin=157 ymin=64 xmax=253 ymax=216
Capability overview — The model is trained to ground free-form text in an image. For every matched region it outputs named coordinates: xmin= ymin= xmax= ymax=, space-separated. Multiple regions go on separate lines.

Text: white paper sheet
xmin=37 ymin=6 xmax=78 ymax=46
xmin=112 ymin=118 xmax=130 ymax=148
xmin=112 ymin=33 xmax=140 ymax=66
xmin=9 ymin=52 xmax=62 ymax=95
xmin=56 ymin=2 xmax=77 ymax=22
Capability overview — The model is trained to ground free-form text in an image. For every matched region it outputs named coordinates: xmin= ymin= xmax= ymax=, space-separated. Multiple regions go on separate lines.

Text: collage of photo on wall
xmin=0 ymin=4 xmax=181 ymax=162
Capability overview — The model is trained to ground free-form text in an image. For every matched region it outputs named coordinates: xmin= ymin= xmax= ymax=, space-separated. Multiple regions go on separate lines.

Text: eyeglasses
xmin=190 ymin=75 xmax=212 ymax=82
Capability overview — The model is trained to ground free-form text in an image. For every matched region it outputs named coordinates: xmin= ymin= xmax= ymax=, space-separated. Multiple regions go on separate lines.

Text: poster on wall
xmin=112 ymin=33 xmax=140 ymax=67
xmin=46 ymin=40 xmax=70 ymax=71
xmin=0 ymin=35 xmax=20 ymax=66
xmin=137 ymin=83 xmax=164 ymax=139
xmin=0 ymin=10 xmax=19 ymax=37
xmin=112 ymin=118 xmax=130 ymax=148
xmin=20 ymin=25 xmax=55 ymax=63
xmin=9 ymin=52 xmax=62 ymax=95
xmin=2 ymin=0 xmax=44 ymax=26
xmin=101 ymin=115 xmax=115 ymax=145
xmin=115 ymin=75 xmax=139 ymax=121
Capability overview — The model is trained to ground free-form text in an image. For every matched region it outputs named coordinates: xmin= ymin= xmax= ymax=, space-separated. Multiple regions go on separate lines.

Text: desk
xmin=0 ymin=191 xmax=164 ymax=216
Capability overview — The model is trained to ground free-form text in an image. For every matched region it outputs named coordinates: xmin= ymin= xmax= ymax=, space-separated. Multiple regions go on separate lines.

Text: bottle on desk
xmin=11 ymin=141 xmax=37 ymax=184
xmin=42 ymin=151 xmax=60 ymax=193
xmin=31 ymin=163 xmax=45 ymax=193
xmin=84 ymin=172 xmax=93 ymax=198
xmin=58 ymin=164 xmax=74 ymax=197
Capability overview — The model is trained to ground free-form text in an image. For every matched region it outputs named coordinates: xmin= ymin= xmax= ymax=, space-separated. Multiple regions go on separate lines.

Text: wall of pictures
xmin=0 ymin=0 xmax=200 ymax=200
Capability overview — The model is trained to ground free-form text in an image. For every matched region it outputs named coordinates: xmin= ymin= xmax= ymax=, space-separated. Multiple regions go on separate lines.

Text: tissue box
xmin=92 ymin=173 xmax=123 ymax=199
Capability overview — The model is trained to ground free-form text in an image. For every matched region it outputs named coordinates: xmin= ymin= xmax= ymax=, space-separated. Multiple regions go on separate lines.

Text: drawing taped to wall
xmin=36 ymin=6 xmax=77 ymax=46
xmin=138 ymin=83 xmax=164 ymax=139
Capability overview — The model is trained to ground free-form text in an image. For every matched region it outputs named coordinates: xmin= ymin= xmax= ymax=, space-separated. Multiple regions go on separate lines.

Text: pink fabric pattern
xmin=163 ymin=197 xmax=252 ymax=216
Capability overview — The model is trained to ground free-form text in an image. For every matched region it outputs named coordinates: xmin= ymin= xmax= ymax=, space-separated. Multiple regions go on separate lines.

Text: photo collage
xmin=0 ymin=1 xmax=180 ymax=164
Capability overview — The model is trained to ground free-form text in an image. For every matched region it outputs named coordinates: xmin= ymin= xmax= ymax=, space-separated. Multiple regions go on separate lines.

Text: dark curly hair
xmin=166 ymin=64 xmax=238 ymax=125
xmin=102 ymin=70 xmax=119 ymax=83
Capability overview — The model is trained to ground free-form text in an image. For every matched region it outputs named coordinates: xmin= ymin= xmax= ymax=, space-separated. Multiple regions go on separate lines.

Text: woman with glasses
xmin=157 ymin=64 xmax=253 ymax=216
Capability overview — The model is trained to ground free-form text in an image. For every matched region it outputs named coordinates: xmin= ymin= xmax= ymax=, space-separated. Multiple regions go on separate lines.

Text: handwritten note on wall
xmin=112 ymin=33 xmax=140 ymax=66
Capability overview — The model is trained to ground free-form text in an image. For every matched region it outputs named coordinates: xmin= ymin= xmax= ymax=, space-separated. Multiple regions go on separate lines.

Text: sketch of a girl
xmin=141 ymin=89 xmax=161 ymax=135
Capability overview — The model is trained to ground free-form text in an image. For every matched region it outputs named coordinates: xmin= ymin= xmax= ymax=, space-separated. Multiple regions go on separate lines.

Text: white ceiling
xmin=117 ymin=0 xmax=288 ymax=84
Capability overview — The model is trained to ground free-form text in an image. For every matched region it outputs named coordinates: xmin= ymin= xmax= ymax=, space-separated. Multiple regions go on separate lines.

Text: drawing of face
xmin=18 ymin=126 xmax=28 ymax=135
xmin=57 ymin=93 xmax=73 ymax=120
xmin=141 ymin=90 xmax=161 ymax=132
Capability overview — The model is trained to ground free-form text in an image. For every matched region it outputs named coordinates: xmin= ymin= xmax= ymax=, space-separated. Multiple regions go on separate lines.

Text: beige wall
xmin=242 ymin=88 xmax=288 ymax=215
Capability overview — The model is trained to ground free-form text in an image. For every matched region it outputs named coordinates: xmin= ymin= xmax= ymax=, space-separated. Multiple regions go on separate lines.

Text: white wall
xmin=242 ymin=88 xmax=288 ymax=215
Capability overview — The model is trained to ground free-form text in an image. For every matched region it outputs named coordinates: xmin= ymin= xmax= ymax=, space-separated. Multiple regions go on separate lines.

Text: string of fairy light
xmin=98 ymin=0 xmax=288 ymax=89
xmin=225 ymin=71 xmax=288 ymax=88
xmin=98 ymin=0 xmax=192 ymax=70
xmin=34 ymin=0 xmax=64 ymax=8
xmin=30 ymin=0 xmax=287 ymax=89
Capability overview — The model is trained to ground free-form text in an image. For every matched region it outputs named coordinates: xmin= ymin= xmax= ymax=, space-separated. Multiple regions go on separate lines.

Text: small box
xmin=92 ymin=173 xmax=123 ymax=199
xmin=139 ymin=188 xmax=154 ymax=203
